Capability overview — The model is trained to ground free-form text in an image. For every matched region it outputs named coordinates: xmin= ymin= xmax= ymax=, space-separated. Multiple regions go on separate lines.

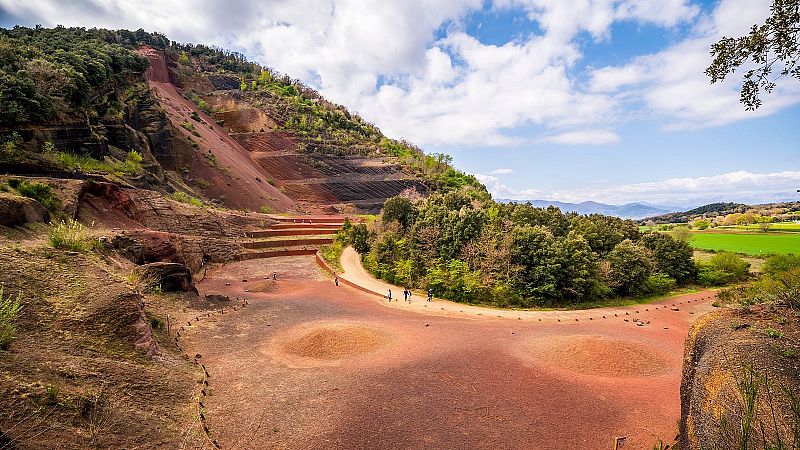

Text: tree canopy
xmin=706 ymin=0 xmax=800 ymax=110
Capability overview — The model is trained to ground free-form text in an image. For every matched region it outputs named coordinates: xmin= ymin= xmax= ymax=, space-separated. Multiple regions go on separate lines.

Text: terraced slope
xmin=206 ymin=94 xmax=428 ymax=214
xmin=239 ymin=216 xmax=344 ymax=260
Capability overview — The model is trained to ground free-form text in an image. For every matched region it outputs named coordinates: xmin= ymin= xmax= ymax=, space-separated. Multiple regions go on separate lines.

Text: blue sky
xmin=1 ymin=0 xmax=798 ymax=207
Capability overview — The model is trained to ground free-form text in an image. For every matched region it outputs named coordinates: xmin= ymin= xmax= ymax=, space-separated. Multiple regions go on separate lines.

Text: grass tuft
xmin=0 ymin=284 xmax=23 ymax=350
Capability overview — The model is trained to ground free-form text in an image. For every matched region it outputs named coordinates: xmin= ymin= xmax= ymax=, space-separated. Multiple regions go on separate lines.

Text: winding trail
xmin=337 ymin=245 xmax=717 ymax=322
xmin=181 ymin=248 xmax=718 ymax=449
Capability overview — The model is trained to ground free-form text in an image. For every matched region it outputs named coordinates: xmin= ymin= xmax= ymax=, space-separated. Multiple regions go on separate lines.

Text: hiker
xmin=272 ymin=271 xmax=277 ymax=281
xmin=406 ymin=288 xmax=412 ymax=301
xmin=427 ymin=289 xmax=433 ymax=302
xmin=403 ymin=288 xmax=408 ymax=302
xmin=335 ymin=276 xmax=339 ymax=286
xmin=387 ymin=289 xmax=392 ymax=302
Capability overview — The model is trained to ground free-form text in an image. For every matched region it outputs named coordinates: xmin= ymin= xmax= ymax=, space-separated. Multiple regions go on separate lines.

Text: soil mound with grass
xmin=284 ymin=324 xmax=386 ymax=359
xmin=523 ymin=335 xmax=671 ymax=378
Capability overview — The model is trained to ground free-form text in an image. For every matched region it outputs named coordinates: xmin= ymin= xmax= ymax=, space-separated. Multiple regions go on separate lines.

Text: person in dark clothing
xmin=335 ymin=276 xmax=339 ymax=286
xmin=387 ymin=289 xmax=392 ymax=301
xmin=427 ymin=289 xmax=433 ymax=302
xmin=403 ymin=288 xmax=408 ymax=302
xmin=272 ymin=271 xmax=277 ymax=281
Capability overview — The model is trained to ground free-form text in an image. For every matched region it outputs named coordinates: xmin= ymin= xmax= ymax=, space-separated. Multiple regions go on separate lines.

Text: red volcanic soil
xmin=137 ymin=46 xmax=297 ymax=212
xmin=180 ymin=255 xmax=716 ymax=449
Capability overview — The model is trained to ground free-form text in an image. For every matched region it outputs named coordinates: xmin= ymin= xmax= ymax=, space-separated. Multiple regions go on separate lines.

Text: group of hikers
xmin=332 ymin=274 xmax=434 ymax=303
xmin=386 ymin=287 xmax=433 ymax=303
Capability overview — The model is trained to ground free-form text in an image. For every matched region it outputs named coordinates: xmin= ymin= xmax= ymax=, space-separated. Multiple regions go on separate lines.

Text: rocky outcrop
xmin=133 ymin=262 xmax=195 ymax=292
xmin=680 ymin=306 xmax=799 ymax=449
xmin=125 ymin=83 xmax=176 ymax=171
xmin=0 ymin=192 xmax=48 ymax=226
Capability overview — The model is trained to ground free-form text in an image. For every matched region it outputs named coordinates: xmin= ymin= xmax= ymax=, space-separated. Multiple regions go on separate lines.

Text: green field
xmin=718 ymin=223 xmax=800 ymax=232
xmin=689 ymin=232 xmax=800 ymax=256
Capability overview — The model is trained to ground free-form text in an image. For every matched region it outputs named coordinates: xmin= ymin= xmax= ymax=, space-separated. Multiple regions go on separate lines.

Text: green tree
xmin=381 ymin=196 xmax=416 ymax=229
xmin=510 ymin=225 xmax=560 ymax=301
xmin=706 ymin=0 xmax=800 ymax=110
xmin=606 ymin=240 xmax=653 ymax=296
xmin=640 ymin=232 xmax=697 ymax=283
xmin=349 ymin=223 xmax=370 ymax=254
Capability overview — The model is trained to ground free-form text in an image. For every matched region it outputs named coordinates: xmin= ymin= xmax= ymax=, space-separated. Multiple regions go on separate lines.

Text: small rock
xmin=424 ymin=323 xmax=430 ymax=327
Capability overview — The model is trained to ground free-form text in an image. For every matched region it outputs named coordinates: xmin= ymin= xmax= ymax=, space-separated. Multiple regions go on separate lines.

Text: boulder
xmin=0 ymin=192 xmax=48 ymax=227
xmin=133 ymin=262 xmax=196 ymax=292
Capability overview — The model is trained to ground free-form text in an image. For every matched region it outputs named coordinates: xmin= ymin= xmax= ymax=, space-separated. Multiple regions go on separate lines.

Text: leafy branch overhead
xmin=706 ymin=0 xmax=800 ymax=110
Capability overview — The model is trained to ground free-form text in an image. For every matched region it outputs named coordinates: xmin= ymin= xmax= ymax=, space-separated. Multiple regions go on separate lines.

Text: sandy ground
xmin=179 ymin=253 xmax=717 ymax=449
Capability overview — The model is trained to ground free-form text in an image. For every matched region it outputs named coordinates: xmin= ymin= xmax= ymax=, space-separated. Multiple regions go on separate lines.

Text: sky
xmin=1 ymin=0 xmax=799 ymax=208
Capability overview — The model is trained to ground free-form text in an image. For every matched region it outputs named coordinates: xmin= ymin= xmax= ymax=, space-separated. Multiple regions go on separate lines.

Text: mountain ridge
xmin=498 ymin=198 xmax=674 ymax=219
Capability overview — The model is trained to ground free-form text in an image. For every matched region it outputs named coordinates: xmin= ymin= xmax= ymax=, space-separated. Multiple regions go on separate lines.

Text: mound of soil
xmin=523 ymin=335 xmax=671 ymax=378
xmin=284 ymin=324 xmax=386 ymax=360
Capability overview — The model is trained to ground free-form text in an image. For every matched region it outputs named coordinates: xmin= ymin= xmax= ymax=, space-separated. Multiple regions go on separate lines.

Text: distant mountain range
xmin=498 ymin=199 xmax=674 ymax=219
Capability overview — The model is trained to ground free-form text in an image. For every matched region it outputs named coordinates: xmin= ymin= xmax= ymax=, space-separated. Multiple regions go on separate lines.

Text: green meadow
xmin=689 ymin=232 xmax=800 ymax=256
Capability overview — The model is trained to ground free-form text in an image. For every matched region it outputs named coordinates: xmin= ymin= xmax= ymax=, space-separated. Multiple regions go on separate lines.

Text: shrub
xmin=0 ymin=285 xmax=23 ymax=350
xmin=763 ymin=254 xmax=800 ymax=276
xmin=190 ymin=111 xmax=202 ymax=122
xmin=698 ymin=267 xmax=736 ymax=286
xmin=260 ymin=205 xmax=274 ymax=214
xmin=171 ymin=191 xmax=203 ymax=208
xmin=644 ymin=273 xmax=677 ymax=294
xmin=709 ymin=252 xmax=750 ymax=279
xmin=8 ymin=179 xmax=61 ymax=214
xmin=49 ymin=219 xmax=94 ymax=252
xmin=321 ymin=240 xmax=344 ymax=271
xmin=120 ymin=150 xmax=143 ymax=176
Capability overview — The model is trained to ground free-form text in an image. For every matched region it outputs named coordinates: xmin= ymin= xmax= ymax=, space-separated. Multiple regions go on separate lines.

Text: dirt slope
xmin=138 ymin=46 xmax=297 ymax=212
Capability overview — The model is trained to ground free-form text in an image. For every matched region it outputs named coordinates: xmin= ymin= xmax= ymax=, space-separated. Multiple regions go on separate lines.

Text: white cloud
xmin=587 ymin=0 xmax=800 ymax=129
xmin=534 ymin=129 xmax=620 ymax=145
xmin=475 ymin=170 xmax=800 ymax=205
xmin=0 ymin=0 xmax=708 ymax=148
xmin=0 ymin=0 xmax=794 ymax=148
xmin=490 ymin=168 xmax=514 ymax=175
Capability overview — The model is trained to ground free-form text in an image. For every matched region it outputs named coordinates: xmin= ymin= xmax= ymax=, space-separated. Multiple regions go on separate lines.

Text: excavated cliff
xmin=680 ymin=305 xmax=800 ymax=449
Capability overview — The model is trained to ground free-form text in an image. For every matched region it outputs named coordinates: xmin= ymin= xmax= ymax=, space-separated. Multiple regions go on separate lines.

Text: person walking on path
xmin=427 ymin=289 xmax=433 ymax=302
xmin=406 ymin=288 xmax=412 ymax=302
xmin=334 ymin=276 xmax=339 ymax=286
xmin=387 ymin=289 xmax=392 ymax=302
xmin=272 ymin=271 xmax=277 ymax=281
xmin=403 ymin=288 xmax=408 ymax=302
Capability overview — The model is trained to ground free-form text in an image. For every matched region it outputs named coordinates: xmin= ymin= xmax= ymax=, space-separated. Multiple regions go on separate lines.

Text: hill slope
xmin=0 ymin=26 xmax=482 ymax=213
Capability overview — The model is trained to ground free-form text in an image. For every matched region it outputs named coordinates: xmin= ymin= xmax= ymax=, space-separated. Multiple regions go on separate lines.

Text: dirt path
xmin=339 ymin=246 xmax=717 ymax=322
xmin=180 ymin=253 xmax=718 ymax=449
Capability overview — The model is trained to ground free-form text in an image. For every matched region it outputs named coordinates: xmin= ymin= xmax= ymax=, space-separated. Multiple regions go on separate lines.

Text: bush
xmin=709 ymin=252 xmax=750 ymax=279
xmin=644 ymin=273 xmax=677 ymax=294
xmin=698 ymin=267 xmax=736 ymax=286
xmin=763 ymin=254 xmax=800 ymax=276
xmin=171 ymin=191 xmax=203 ymax=208
xmin=8 ymin=179 xmax=61 ymax=214
xmin=0 ymin=285 xmax=23 ymax=350
xmin=321 ymin=240 xmax=344 ymax=271
xmin=49 ymin=219 xmax=94 ymax=252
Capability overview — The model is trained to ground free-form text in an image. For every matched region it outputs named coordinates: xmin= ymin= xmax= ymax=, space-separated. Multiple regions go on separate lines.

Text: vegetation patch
xmin=49 ymin=219 xmax=99 ymax=252
xmin=7 ymin=178 xmax=61 ymax=215
xmin=0 ymin=284 xmax=22 ymax=350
